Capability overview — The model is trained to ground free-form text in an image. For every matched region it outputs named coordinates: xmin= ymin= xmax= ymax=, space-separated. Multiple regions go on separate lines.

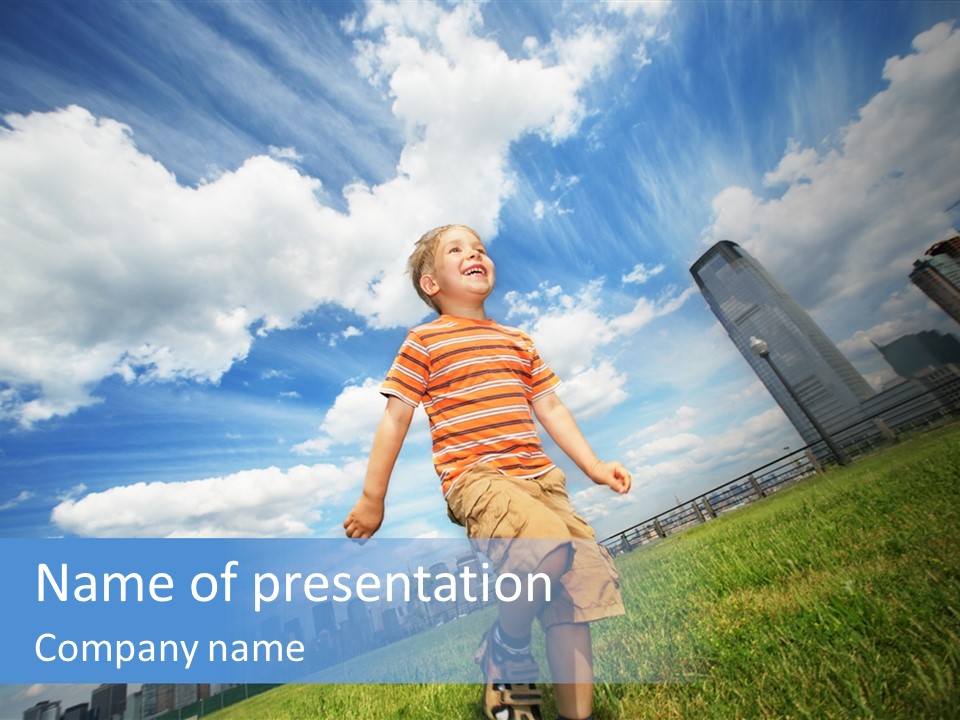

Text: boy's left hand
xmin=588 ymin=460 xmax=632 ymax=494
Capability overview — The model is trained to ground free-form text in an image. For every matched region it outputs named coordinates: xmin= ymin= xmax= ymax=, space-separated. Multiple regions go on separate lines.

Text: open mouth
xmin=463 ymin=265 xmax=486 ymax=277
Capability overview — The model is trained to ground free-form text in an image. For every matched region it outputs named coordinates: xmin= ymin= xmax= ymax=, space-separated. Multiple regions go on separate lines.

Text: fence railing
xmin=601 ymin=376 xmax=960 ymax=555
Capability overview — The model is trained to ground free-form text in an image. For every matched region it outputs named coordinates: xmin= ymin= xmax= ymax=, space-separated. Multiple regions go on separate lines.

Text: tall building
xmin=89 ymin=684 xmax=126 ymax=720
xmin=173 ymin=684 xmax=210 ymax=711
xmin=63 ymin=704 xmax=89 ymax=720
xmin=141 ymin=684 xmax=175 ymax=720
xmin=312 ymin=601 xmax=336 ymax=638
xmin=121 ymin=691 xmax=141 ymax=720
xmin=690 ymin=241 xmax=875 ymax=453
xmin=23 ymin=700 xmax=60 ymax=720
xmin=283 ymin=617 xmax=304 ymax=643
xmin=910 ymin=236 xmax=960 ymax=324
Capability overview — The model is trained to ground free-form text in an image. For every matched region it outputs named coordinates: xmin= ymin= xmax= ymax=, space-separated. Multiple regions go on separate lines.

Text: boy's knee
xmin=535 ymin=541 xmax=573 ymax=581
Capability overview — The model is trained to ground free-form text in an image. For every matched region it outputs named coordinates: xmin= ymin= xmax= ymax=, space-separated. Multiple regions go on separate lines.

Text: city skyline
xmin=1 ymin=15 xmax=959 ymax=716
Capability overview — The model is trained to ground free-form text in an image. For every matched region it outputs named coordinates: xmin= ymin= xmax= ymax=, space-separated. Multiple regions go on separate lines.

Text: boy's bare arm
xmin=532 ymin=392 xmax=632 ymax=494
xmin=343 ymin=395 xmax=415 ymax=538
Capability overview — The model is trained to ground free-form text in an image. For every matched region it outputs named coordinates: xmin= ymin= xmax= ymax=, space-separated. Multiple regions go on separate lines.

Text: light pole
xmin=749 ymin=336 xmax=850 ymax=466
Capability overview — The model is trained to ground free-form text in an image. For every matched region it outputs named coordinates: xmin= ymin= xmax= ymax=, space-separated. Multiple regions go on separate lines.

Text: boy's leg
xmin=546 ymin=622 xmax=594 ymax=720
xmin=475 ymin=544 xmax=571 ymax=720
xmin=497 ymin=543 xmax=571 ymax=640
xmin=447 ymin=466 xmax=621 ymax=719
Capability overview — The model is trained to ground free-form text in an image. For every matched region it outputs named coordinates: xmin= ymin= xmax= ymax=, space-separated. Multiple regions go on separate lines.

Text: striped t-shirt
xmin=381 ymin=314 xmax=561 ymax=496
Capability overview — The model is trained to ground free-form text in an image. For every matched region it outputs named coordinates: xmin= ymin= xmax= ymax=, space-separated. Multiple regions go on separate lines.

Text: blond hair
xmin=408 ymin=224 xmax=483 ymax=313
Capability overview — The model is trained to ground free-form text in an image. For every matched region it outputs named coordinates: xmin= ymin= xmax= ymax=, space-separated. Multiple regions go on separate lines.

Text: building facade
xmin=23 ymin=701 xmax=60 ymax=720
xmin=910 ymin=236 xmax=960 ymax=324
xmin=691 ymin=241 xmax=875 ymax=454
xmin=63 ymin=704 xmax=89 ymax=720
xmin=89 ymin=685 xmax=126 ymax=720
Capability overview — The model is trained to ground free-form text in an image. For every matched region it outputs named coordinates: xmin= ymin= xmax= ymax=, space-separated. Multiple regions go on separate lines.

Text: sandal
xmin=475 ymin=624 xmax=543 ymax=720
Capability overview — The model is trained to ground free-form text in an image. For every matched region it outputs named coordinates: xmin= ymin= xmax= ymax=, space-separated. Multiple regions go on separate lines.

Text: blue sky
xmin=2 ymin=0 xmax=960 ymax=714
xmin=1 ymin=0 xmax=959 ymax=544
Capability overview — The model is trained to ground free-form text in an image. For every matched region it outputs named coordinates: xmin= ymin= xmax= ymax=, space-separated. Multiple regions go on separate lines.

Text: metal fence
xmin=601 ymin=378 xmax=960 ymax=555
xmin=149 ymin=684 xmax=279 ymax=720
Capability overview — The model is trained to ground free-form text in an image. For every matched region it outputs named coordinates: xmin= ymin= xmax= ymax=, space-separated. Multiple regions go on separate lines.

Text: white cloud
xmin=621 ymin=405 xmax=792 ymax=484
xmin=621 ymin=262 xmax=665 ymax=284
xmin=0 ymin=1 xmax=669 ymax=427
xmin=556 ymin=360 xmax=628 ymax=420
xmin=604 ymin=0 xmax=671 ymax=21
xmin=762 ymin=140 xmax=819 ymax=187
xmin=261 ymin=369 xmax=292 ymax=380
xmin=267 ymin=145 xmax=303 ymax=163
xmin=623 ymin=405 xmax=698 ymax=443
xmin=508 ymin=279 xmax=692 ymax=375
xmin=0 ymin=107 xmax=339 ymax=426
xmin=293 ymin=378 xmax=386 ymax=455
xmin=50 ymin=462 xmax=362 ymax=537
xmin=503 ymin=276 xmax=691 ymax=418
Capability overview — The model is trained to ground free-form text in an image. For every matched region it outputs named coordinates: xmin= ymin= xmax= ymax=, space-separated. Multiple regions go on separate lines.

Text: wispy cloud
xmin=0 ymin=490 xmax=34 ymax=511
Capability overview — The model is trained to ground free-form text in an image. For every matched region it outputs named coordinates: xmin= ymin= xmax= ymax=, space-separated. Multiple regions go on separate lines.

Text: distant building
xmin=121 ymin=690 xmax=141 ymax=720
xmin=90 ymin=684 xmax=126 ymax=720
xmin=874 ymin=330 xmax=960 ymax=378
xmin=380 ymin=606 xmax=402 ymax=642
xmin=259 ymin=615 xmax=283 ymax=641
xmin=690 ymin=241 xmax=875 ymax=454
xmin=346 ymin=596 xmax=374 ymax=652
xmin=283 ymin=617 xmax=304 ymax=643
xmin=63 ymin=703 xmax=89 ymax=720
xmin=858 ymin=363 xmax=960 ymax=441
xmin=910 ymin=236 xmax=960 ymax=324
xmin=173 ymin=684 xmax=210 ymax=711
xmin=457 ymin=552 xmax=485 ymax=613
xmin=141 ymin=684 xmax=175 ymax=720
xmin=140 ymin=684 xmax=210 ymax=720
xmin=23 ymin=700 xmax=60 ymax=720
xmin=312 ymin=601 xmax=336 ymax=638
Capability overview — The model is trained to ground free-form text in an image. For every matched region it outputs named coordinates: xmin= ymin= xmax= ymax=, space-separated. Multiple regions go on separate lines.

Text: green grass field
xmin=207 ymin=423 xmax=960 ymax=719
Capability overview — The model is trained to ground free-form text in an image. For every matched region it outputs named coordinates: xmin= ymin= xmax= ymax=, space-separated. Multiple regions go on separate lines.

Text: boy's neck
xmin=437 ymin=300 xmax=488 ymax=321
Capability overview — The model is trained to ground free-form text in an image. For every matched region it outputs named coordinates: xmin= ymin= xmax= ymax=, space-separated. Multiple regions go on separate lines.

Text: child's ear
xmin=419 ymin=273 xmax=440 ymax=297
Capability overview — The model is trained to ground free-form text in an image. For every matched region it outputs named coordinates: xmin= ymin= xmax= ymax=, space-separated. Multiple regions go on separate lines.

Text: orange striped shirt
xmin=381 ymin=315 xmax=561 ymax=495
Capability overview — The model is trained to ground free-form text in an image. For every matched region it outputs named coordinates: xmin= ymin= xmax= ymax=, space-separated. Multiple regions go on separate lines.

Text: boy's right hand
xmin=343 ymin=493 xmax=385 ymax=539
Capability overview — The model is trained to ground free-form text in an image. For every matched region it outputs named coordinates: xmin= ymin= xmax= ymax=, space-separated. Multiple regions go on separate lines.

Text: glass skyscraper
xmin=690 ymin=241 xmax=875 ymax=451
xmin=910 ymin=236 xmax=960 ymax=324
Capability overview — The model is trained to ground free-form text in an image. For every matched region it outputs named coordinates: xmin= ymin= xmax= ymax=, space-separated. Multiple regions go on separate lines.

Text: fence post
xmin=804 ymin=448 xmax=824 ymax=475
xmin=747 ymin=473 xmax=766 ymax=499
xmin=874 ymin=416 xmax=897 ymax=442
xmin=691 ymin=501 xmax=706 ymax=523
xmin=701 ymin=495 xmax=717 ymax=518
xmin=653 ymin=518 xmax=666 ymax=539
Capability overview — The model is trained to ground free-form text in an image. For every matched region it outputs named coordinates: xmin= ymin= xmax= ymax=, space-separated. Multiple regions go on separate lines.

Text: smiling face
xmin=418 ymin=226 xmax=495 ymax=318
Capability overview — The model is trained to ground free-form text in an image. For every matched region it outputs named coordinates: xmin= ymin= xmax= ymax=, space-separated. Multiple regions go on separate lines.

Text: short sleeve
xmin=380 ymin=330 xmax=430 ymax=407
xmin=525 ymin=333 xmax=562 ymax=401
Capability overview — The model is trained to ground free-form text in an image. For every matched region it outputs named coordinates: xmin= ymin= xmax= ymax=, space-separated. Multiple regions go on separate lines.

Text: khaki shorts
xmin=445 ymin=464 xmax=625 ymax=629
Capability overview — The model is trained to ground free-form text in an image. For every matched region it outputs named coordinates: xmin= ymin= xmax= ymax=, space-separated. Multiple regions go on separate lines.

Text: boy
xmin=343 ymin=224 xmax=631 ymax=720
